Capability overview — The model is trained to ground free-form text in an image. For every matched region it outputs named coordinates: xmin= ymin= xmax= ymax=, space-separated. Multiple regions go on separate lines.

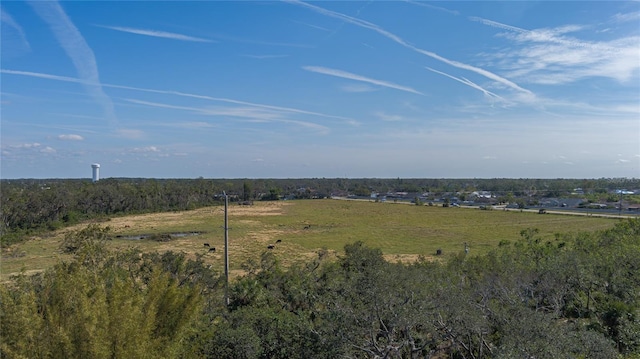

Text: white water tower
xmin=91 ymin=163 xmax=100 ymax=182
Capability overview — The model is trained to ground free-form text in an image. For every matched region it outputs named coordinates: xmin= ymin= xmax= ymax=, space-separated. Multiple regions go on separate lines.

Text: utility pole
xmin=619 ymin=189 xmax=623 ymax=216
xmin=223 ymin=191 xmax=229 ymax=306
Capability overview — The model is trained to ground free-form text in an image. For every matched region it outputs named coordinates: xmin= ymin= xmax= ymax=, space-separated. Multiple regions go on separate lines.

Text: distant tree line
xmin=1 ymin=178 xmax=222 ymax=245
xmin=2 ymin=219 xmax=639 ymax=358
xmin=2 ymin=177 xmax=639 ymax=245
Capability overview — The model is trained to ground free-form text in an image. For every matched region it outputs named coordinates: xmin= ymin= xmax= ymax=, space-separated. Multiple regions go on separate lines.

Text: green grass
xmin=1 ymin=199 xmax=621 ymax=280
xmin=262 ymin=200 xmax=618 ymax=255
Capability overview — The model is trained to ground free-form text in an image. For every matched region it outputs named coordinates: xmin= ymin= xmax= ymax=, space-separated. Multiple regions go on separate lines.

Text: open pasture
xmin=1 ymin=199 xmax=620 ymax=280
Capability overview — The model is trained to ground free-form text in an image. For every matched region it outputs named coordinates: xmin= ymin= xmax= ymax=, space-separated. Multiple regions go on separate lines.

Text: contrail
xmin=96 ymin=25 xmax=214 ymax=43
xmin=425 ymin=67 xmax=506 ymax=102
xmin=285 ymin=0 xmax=533 ymax=95
xmin=1 ymin=69 xmax=358 ymax=124
xmin=303 ymin=66 xmax=423 ymax=95
xmin=1 ymin=8 xmax=31 ymax=51
xmin=28 ymin=0 xmax=117 ymax=126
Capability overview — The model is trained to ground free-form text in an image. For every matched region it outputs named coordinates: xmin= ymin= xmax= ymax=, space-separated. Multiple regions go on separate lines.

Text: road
xmin=331 ymin=197 xmax=639 ymax=219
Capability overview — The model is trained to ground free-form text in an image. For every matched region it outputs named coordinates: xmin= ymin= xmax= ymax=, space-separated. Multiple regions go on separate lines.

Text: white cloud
xmin=40 ymin=146 xmax=56 ymax=154
xmin=303 ymin=66 xmax=423 ymax=95
xmin=97 ymin=25 xmax=213 ymax=43
xmin=12 ymin=143 xmax=41 ymax=149
xmin=473 ymin=16 xmax=640 ymax=84
xmin=58 ymin=134 xmax=84 ymax=141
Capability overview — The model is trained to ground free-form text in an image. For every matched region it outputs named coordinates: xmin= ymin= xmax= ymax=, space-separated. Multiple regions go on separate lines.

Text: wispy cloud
xmin=1 ymin=69 xmax=357 ymax=124
xmin=124 ymin=98 xmax=331 ymax=134
xmin=96 ymin=25 xmax=214 ymax=43
xmin=211 ymin=33 xmax=313 ymax=48
xmin=1 ymin=69 xmax=83 ymax=84
xmin=170 ymin=121 xmax=216 ymax=129
xmin=341 ymin=83 xmax=378 ymax=93
xmin=28 ymin=1 xmax=117 ymax=126
xmin=111 ymin=82 xmax=353 ymax=123
xmin=1 ymin=8 xmax=31 ymax=52
xmin=115 ymin=129 xmax=145 ymax=139
xmin=241 ymin=54 xmax=289 ymax=59
xmin=471 ymin=16 xmax=640 ymax=84
xmin=287 ymin=0 xmax=532 ymax=96
xmin=132 ymin=146 xmax=160 ymax=153
xmin=291 ymin=19 xmax=331 ymax=32
xmin=611 ymin=11 xmax=640 ymax=23
xmin=425 ymin=67 xmax=507 ymax=102
xmin=58 ymin=134 xmax=84 ymax=141
xmin=373 ymin=111 xmax=403 ymax=122
xmin=402 ymin=0 xmax=459 ymax=16
xmin=8 ymin=143 xmax=41 ymax=149
xmin=303 ymin=66 xmax=423 ymax=95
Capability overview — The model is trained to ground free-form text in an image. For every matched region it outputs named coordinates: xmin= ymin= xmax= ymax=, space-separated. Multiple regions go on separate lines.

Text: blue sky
xmin=1 ymin=1 xmax=639 ymax=179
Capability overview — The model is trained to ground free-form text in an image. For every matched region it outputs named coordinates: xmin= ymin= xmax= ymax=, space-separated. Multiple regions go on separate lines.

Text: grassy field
xmin=1 ymin=199 xmax=622 ymax=281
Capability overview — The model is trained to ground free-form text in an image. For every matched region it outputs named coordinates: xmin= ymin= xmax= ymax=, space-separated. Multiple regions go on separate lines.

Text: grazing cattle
xmin=275 ymin=239 xmax=282 ymax=243
xmin=209 ymin=247 xmax=216 ymax=252
xmin=303 ymin=225 xmax=311 ymax=230
xmin=204 ymin=243 xmax=210 ymax=247
xmin=436 ymin=249 xmax=443 ymax=256
xmin=267 ymin=244 xmax=275 ymax=249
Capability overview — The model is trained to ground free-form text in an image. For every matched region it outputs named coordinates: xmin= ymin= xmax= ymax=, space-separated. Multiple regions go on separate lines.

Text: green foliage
xmin=263 ymin=188 xmax=281 ymax=201
xmin=60 ymin=224 xmax=111 ymax=254
xmin=1 ymin=178 xmax=222 ymax=245
xmin=1 ymin=229 xmax=218 ymax=358
xmin=2 ymin=217 xmax=639 ymax=358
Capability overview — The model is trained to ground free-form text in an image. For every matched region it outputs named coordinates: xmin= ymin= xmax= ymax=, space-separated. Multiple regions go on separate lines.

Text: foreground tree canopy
xmin=2 ymin=220 xmax=640 ymax=358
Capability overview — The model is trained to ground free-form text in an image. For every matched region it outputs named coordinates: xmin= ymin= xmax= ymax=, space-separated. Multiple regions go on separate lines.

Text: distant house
xmin=470 ymin=191 xmax=492 ymax=199
xmin=585 ymin=203 xmax=607 ymax=209
xmin=542 ymin=198 xmax=584 ymax=208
